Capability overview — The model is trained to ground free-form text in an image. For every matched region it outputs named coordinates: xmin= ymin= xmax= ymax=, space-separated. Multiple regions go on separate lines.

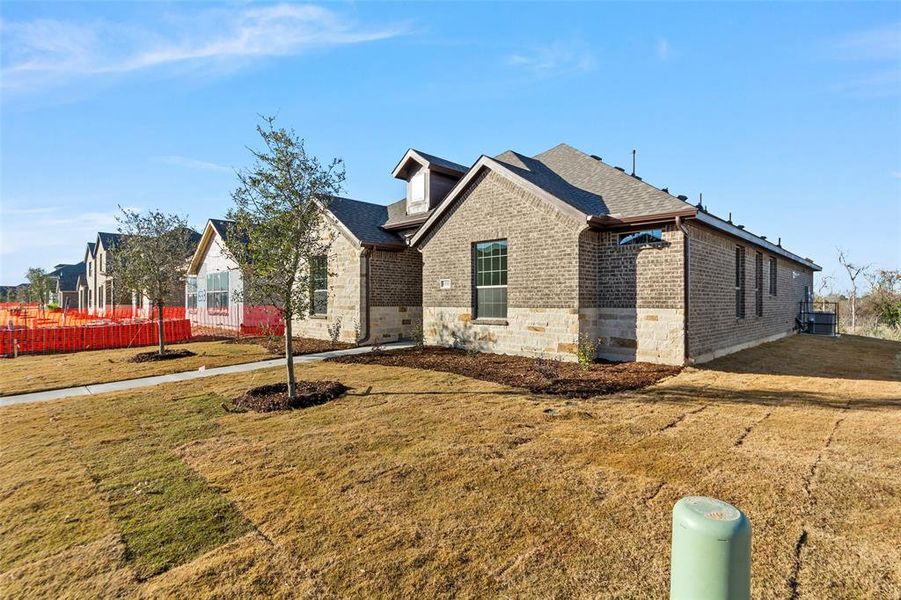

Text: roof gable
xmin=188 ymin=219 xmax=233 ymax=275
xmin=391 ymin=148 xmax=468 ymax=180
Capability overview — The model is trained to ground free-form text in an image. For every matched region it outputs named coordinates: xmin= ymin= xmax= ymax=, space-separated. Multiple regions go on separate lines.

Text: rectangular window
xmin=186 ymin=276 xmax=197 ymax=310
xmin=755 ymin=251 xmax=763 ymax=317
xmin=735 ymin=245 xmax=746 ymax=319
xmin=474 ymin=240 xmax=508 ymax=319
xmin=769 ymin=257 xmax=777 ymax=295
xmin=310 ymin=256 xmax=328 ymax=315
xmin=618 ymin=229 xmax=663 ymax=246
xmin=206 ymin=271 xmax=229 ymax=313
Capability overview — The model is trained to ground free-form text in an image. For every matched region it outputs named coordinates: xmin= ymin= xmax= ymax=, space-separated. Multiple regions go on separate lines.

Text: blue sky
xmin=1 ymin=1 xmax=899 ymax=289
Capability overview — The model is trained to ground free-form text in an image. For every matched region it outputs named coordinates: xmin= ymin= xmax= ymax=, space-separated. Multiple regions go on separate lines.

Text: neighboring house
xmin=410 ymin=143 xmax=819 ymax=364
xmin=186 ymin=175 xmax=432 ymax=343
xmin=85 ymin=230 xmax=199 ymax=317
xmin=47 ymin=262 xmax=84 ymax=309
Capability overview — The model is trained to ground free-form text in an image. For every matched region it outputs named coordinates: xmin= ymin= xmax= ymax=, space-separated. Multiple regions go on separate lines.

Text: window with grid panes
xmin=474 ymin=240 xmax=507 ymax=319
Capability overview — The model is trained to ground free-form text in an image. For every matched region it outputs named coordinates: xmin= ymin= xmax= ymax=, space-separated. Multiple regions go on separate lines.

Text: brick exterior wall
xmin=292 ymin=228 xmax=363 ymax=344
xmin=686 ymin=221 xmax=813 ymax=362
xmin=419 ymin=169 xmax=585 ymax=360
xmin=421 ymin=170 xmax=583 ymax=310
xmin=368 ymin=247 xmax=423 ymax=341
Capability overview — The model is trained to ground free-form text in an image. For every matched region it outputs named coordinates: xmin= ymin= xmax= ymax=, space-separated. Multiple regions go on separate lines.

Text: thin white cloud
xmin=1 ymin=209 xmax=123 ymax=260
xmin=506 ymin=41 xmax=595 ymax=77
xmin=832 ymin=22 xmax=901 ymax=61
xmin=0 ymin=206 xmax=60 ymax=216
xmin=154 ymin=155 xmax=233 ymax=174
xmin=1 ymin=4 xmax=409 ymax=91
xmin=656 ymin=38 xmax=671 ymax=61
xmin=892 ymin=171 xmax=901 ymax=179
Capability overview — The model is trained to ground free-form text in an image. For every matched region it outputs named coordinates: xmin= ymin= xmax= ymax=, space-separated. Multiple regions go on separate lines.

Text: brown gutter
xmin=676 ymin=216 xmax=691 ymax=364
xmin=358 ymin=247 xmax=372 ymax=345
xmin=586 ymin=207 xmax=698 ymax=230
xmin=360 ymin=241 xmax=407 ymax=251
xmin=381 ymin=216 xmax=430 ymax=231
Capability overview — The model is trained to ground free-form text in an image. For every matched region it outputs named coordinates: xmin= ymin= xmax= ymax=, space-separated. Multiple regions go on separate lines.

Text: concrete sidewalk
xmin=0 ymin=342 xmax=413 ymax=408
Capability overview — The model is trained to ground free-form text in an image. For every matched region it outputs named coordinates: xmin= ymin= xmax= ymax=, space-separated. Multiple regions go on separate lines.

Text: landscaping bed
xmin=232 ymin=380 xmax=348 ymax=412
xmin=128 ymin=348 xmax=197 ymax=363
xmin=329 ymin=347 xmax=680 ymax=397
xmin=232 ymin=335 xmax=354 ymax=356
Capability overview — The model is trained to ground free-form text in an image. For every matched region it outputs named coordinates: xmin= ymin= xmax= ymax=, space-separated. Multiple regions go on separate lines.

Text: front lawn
xmin=0 ymin=335 xmax=898 ymax=598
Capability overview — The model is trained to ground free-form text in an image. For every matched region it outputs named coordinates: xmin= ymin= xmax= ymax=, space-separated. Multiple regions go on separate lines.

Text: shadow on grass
xmin=699 ymin=334 xmax=901 ymax=382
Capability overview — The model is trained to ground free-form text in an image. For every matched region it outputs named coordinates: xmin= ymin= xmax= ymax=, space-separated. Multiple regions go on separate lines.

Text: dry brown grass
xmin=0 ymin=340 xmax=272 ymax=396
xmin=0 ymin=334 xmax=898 ymax=598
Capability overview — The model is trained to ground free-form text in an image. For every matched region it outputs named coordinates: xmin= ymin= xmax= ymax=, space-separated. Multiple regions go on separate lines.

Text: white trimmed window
xmin=474 ymin=240 xmax=508 ymax=319
xmin=206 ymin=271 xmax=229 ymax=314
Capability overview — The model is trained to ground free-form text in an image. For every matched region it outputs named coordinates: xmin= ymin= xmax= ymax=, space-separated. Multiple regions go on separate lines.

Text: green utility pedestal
xmin=670 ymin=496 xmax=751 ymax=600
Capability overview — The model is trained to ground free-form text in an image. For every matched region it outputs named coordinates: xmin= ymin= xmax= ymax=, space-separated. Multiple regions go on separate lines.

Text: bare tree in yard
xmin=25 ymin=267 xmax=53 ymax=306
xmin=225 ymin=118 xmax=344 ymax=399
xmin=837 ymin=249 xmax=869 ymax=333
xmin=109 ymin=208 xmax=198 ymax=355
xmin=816 ymin=274 xmax=834 ymax=311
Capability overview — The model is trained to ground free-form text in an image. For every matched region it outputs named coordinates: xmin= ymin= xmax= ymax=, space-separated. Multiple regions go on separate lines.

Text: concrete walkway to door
xmin=0 ymin=342 xmax=413 ymax=408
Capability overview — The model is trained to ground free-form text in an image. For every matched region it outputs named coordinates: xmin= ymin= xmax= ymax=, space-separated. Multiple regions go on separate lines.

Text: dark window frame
xmin=735 ymin=245 xmax=746 ymax=319
xmin=473 ymin=239 xmax=508 ymax=320
xmin=618 ymin=229 xmax=664 ymax=246
xmin=310 ymin=255 xmax=328 ymax=316
xmin=755 ymin=251 xmax=763 ymax=317
xmin=769 ymin=257 xmax=777 ymax=296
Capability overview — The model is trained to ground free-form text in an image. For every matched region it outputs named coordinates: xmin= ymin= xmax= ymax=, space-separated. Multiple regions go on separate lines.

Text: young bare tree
xmin=225 ymin=118 xmax=344 ymax=399
xmin=816 ymin=274 xmax=834 ymax=311
xmin=837 ymin=248 xmax=869 ymax=333
xmin=24 ymin=267 xmax=53 ymax=306
xmin=109 ymin=208 xmax=199 ymax=355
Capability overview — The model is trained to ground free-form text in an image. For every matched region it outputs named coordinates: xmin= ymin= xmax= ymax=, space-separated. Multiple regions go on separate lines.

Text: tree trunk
xmin=850 ymin=293 xmax=856 ymax=333
xmin=284 ymin=315 xmax=297 ymax=398
xmin=158 ymin=300 xmax=165 ymax=355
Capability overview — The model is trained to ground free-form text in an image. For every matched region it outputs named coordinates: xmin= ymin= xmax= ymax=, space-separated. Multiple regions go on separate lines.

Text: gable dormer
xmin=391 ymin=149 xmax=468 ymax=216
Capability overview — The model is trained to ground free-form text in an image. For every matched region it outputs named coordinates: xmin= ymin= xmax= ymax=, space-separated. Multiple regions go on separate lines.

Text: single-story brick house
xmin=409 ymin=143 xmax=820 ymax=364
xmin=187 ymin=143 xmax=818 ymax=365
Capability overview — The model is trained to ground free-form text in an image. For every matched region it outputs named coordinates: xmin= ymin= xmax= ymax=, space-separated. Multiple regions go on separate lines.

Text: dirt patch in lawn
xmin=330 ymin=347 xmax=680 ymax=397
xmin=127 ymin=348 xmax=197 ymax=363
xmin=232 ymin=336 xmax=354 ymax=356
xmin=232 ymin=381 xmax=348 ymax=412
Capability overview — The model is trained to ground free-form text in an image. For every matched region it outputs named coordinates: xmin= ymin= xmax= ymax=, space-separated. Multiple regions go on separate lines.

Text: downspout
xmin=358 ymin=247 xmax=372 ymax=345
xmin=676 ymin=216 xmax=690 ymax=363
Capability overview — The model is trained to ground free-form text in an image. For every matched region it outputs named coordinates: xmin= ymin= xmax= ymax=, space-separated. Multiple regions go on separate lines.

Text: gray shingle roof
xmin=50 ymin=262 xmax=84 ymax=291
xmin=493 ymin=143 xmax=691 ymax=218
xmin=327 ymin=196 xmax=404 ymax=246
xmin=97 ymin=231 xmax=124 ymax=249
xmin=412 ymin=149 xmax=468 ymax=174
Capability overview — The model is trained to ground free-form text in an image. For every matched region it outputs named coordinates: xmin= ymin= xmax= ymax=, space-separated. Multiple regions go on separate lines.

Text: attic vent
xmin=677 ymin=195 xmax=688 ymax=201
xmin=614 ymin=166 xmax=625 ymax=172
xmin=590 ymin=154 xmax=603 ymax=161
xmin=662 ymin=187 xmax=669 ymax=193
xmin=737 ymin=225 xmax=745 ymax=230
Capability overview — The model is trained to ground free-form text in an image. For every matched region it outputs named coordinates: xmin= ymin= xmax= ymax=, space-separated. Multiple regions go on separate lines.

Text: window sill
xmin=472 ymin=318 xmax=508 ymax=326
xmin=309 ymin=314 xmax=328 ymax=319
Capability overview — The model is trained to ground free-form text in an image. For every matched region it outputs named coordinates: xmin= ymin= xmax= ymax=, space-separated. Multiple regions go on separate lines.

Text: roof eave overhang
xmin=361 ymin=241 xmax=408 ymax=252
xmin=586 ymin=207 xmax=698 ymax=230
xmin=391 ymin=149 xmax=466 ymax=180
xmin=381 ymin=215 xmax=430 ymax=231
xmin=187 ymin=220 xmax=218 ymax=275
xmin=692 ymin=211 xmax=821 ymax=271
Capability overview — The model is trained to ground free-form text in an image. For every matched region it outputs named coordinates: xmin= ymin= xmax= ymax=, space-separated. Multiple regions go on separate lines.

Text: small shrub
xmin=327 ymin=317 xmax=342 ymax=344
xmin=352 ymin=319 xmax=361 ymax=346
xmin=410 ymin=325 xmax=425 ymax=350
xmin=577 ymin=333 xmax=600 ymax=369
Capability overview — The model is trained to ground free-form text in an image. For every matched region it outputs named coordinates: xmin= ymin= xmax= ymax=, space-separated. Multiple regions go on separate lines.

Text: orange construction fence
xmin=1 ymin=319 xmax=192 ymax=356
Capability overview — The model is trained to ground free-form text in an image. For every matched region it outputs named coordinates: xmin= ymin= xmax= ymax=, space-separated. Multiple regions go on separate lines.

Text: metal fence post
xmin=670 ymin=496 xmax=751 ymax=600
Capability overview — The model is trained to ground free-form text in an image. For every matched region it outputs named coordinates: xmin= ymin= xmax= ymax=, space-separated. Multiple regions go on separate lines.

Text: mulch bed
xmin=128 ymin=349 xmax=197 ymax=363
xmin=232 ymin=336 xmax=354 ymax=356
xmin=329 ymin=348 xmax=681 ymax=398
xmin=232 ymin=381 xmax=348 ymax=412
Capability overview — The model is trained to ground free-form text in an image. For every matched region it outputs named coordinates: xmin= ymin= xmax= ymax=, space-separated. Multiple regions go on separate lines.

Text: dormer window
xmin=392 ymin=148 xmax=468 ymax=217
xmin=408 ymin=168 xmax=427 ymax=214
